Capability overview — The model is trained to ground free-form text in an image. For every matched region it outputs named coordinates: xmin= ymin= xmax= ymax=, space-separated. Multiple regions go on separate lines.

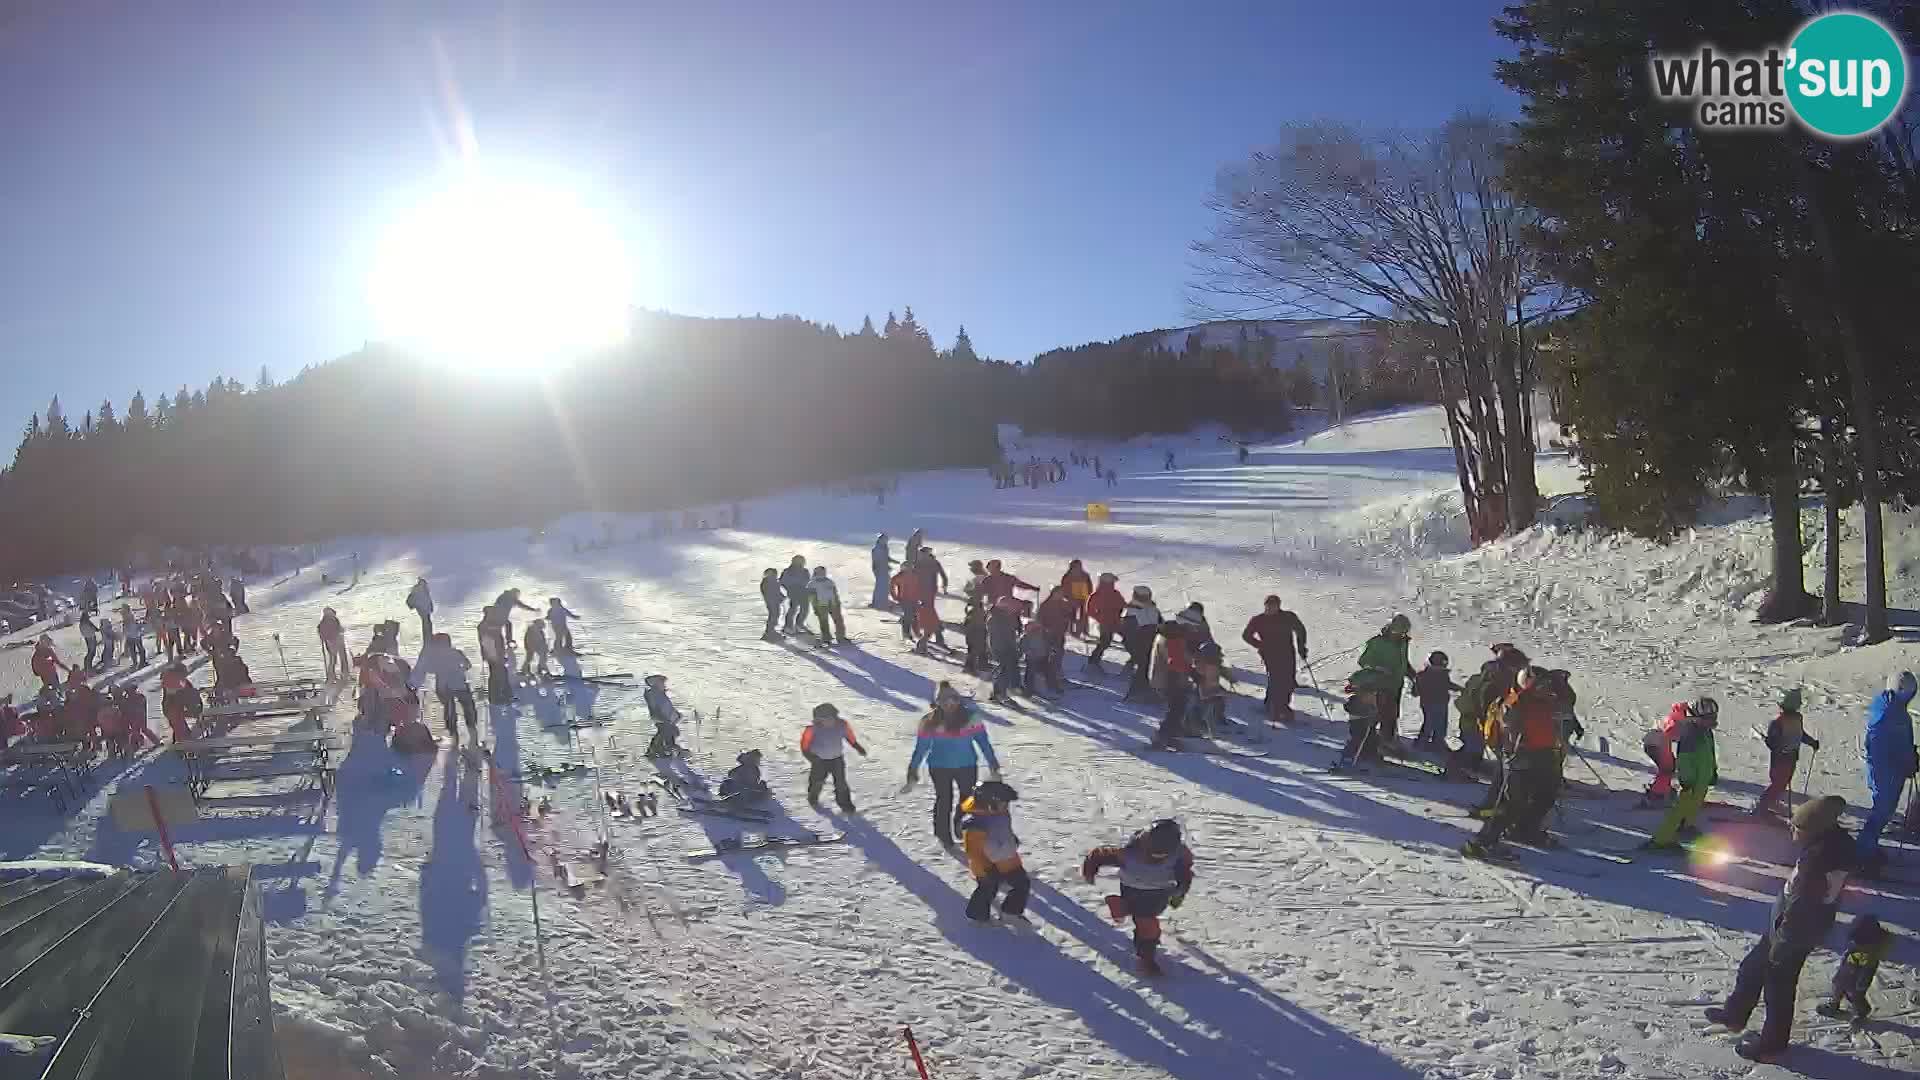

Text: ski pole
xmin=272 ymin=632 xmax=291 ymax=682
xmin=1567 ymin=741 xmax=1609 ymax=792
xmin=903 ymin=1026 xmax=934 ymax=1080
xmin=1301 ymin=658 xmax=1337 ymax=725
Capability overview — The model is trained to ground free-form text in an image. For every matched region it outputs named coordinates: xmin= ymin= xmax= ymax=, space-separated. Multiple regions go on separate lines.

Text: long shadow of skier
xmin=419 ymin=754 xmax=486 ymax=1003
xmin=836 ymin=816 xmax=1420 ymax=1079
xmin=325 ymin=726 xmax=429 ymax=900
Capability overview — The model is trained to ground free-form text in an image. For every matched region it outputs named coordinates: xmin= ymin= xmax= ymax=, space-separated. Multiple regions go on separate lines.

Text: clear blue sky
xmin=0 ymin=1 xmax=1514 ymax=432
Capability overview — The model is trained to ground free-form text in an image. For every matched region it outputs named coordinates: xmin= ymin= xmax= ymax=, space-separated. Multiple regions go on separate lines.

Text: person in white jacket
xmin=809 ymin=566 xmax=846 ymax=646
xmin=411 ymin=632 xmax=479 ymax=743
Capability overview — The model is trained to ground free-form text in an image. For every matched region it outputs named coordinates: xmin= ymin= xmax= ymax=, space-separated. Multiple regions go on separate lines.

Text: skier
xmin=1120 ymin=587 xmax=1162 ymax=702
xmin=961 ymin=559 xmax=988 ymax=605
xmin=800 ymin=702 xmax=868 ymax=813
xmin=116 ymin=685 xmax=158 ymax=752
xmin=1036 ymin=586 xmax=1073 ymax=689
xmin=30 ymin=635 xmax=65 ymax=693
xmin=1149 ymin=621 xmax=1193 ymax=750
xmin=1640 ymin=701 xmax=1690 ymax=807
xmin=1412 ymin=652 xmax=1460 ymax=750
xmin=1461 ymin=667 xmax=1565 ymax=859
xmin=809 ymin=566 xmax=847 ymax=647
xmin=870 ymin=534 xmax=895 ymax=608
xmin=760 ymin=568 xmax=784 ymax=640
xmin=1856 ymin=671 xmax=1916 ymax=875
xmin=78 ymin=611 xmax=99 ymax=671
xmin=97 ymin=616 xmax=119 ymax=669
xmin=915 ymin=547 xmax=948 ymax=598
xmin=1173 ymin=602 xmax=1213 ymax=648
xmin=978 ymin=560 xmax=1036 ymax=605
xmin=520 ymin=619 xmax=552 ymax=678
xmin=1083 ymin=819 xmax=1195 ymax=976
xmin=987 ymin=598 xmax=1023 ymax=704
xmin=1241 ymin=595 xmax=1308 ymax=724
xmin=491 ymin=588 xmax=538 ymax=644
xmin=1356 ymin=615 xmax=1416 ymax=753
xmin=1752 ymin=688 xmax=1820 ymax=818
xmin=643 ymin=674 xmax=685 ymax=758
xmin=1060 ymin=560 xmax=1093 ymax=637
xmin=890 ymin=565 xmax=925 ymax=643
xmin=318 ymin=607 xmax=350 ymax=683
xmin=961 ymin=599 xmax=990 ymax=675
xmin=1705 ymin=795 xmax=1855 ymax=1062
xmin=907 ymin=683 xmax=1001 ymax=846
xmin=410 ymin=632 xmax=479 ymax=744
xmin=477 ymin=606 xmax=512 ymax=704
xmin=1019 ymin=620 xmax=1053 ymax=698
xmin=1190 ymin=640 xmax=1228 ymax=737
xmin=960 ymin=780 xmax=1028 ymax=924
xmin=229 ymin=576 xmax=249 ymax=615
xmin=719 ymin=750 xmax=772 ymax=801
xmin=1818 ymin=915 xmax=1891 ymax=1026
xmin=1084 ymin=573 xmax=1126 ymax=674
xmin=160 ymin=662 xmax=199 ymax=743
xmin=1163 ymin=450 xmax=1175 ymax=471
xmin=779 ymin=556 xmax=812 ymax=633
xmin=400 ymin=577 xmax=433 ymax=640
xmin=1644 ymin=697 xmax=1719 ymax=851
xmin=118 ymin=602 xmax=147 ymax=668
xmin=903 ymin=528 xmax=925 ymax=569
xmin=546 ymin=597 xmax=580 ymax=654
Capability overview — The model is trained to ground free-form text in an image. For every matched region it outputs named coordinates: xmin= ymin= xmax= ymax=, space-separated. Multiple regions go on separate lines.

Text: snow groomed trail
xmin=0 ymin=406 xmax=1912 ymax=1080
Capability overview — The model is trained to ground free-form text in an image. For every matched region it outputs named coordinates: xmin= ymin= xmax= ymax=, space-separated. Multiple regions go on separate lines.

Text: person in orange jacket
xmin=1084 ymin=573 xmax=1126 ymax=673
xmin=961 ymin=780 xmax=1028 ymax=923
xmin=890 ymin=567 xmax=926 ymax=643
xmin=1061 ymin=560 xmax=1094 ymax=636
xmin=1641 ymin=701 xmax=1689 ymax=807
xmin=30 ymin=635 xmax=66 ymax=692
xmin=800 ymin=702 xmax=868 ymax=812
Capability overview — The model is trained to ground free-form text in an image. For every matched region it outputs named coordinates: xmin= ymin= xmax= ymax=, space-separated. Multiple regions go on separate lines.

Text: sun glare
xmin=367 ymin=176 xmax=632 ymax=373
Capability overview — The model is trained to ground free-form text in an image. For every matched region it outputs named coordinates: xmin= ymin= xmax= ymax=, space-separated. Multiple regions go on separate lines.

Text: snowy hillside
xmin=1 ymin=404 xmax=1914 ymax=1080
xmin=1131 ymin=318 xmax=1382 ymax=375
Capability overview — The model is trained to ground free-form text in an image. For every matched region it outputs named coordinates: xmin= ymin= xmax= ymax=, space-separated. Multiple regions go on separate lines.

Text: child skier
xmin=1083 ymin=819 xmax=1195 ymax=976
xmin=546 ymin=598 xmax=580 ymax=654
xmin=1706 ymin=795 xmax=1855 ymax=1061
xmin=520 ymin=619 xmax=552 ymax=679
xmin=1817 ymin=915 xmax=1891 ymax=1027
xmin=160 ymin=663 xmax=199 ymax=743
xmin=760 ymin=568 xmax=784 ymax=640
xmin=1149 ymin=621 xmax=1193 ymax=750
xmin=809 ymin=566 xmax=847 ymax=647
xmin=719 ymin=749 xmax=772 ymax=801
xmin=1644 ymin=697 xmax=1719 ymax=851
xmin=961 ymin=780 xmax=1028 ymax=924
xmin=643 ymin=674 xmax=684 ymax=758
xmin=1412 ymin=651 xmax=1460 ymax=751
xmin=1190 ymin=640 xmax=1227 ymax=737
xmin=1019 ymin=620 xmax=1053 ymax=697
xmin=1640 ymin=701 xmax=1689 ymax=807
xmin=1753 ymin=688 xmax=1820 ymax=818
xmin=961 ymin=599 xmax=990 ymax=676
xmin=318 ymin=607 xmax=349 ymax=683
xmin=987 ymin=598 xmax=1023 ymax=704
xmin=800 ymin=703 xmax=868 ymax=812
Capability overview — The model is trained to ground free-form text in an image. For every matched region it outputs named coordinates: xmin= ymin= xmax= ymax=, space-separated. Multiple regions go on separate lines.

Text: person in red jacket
xmin=1083 ymin=819 xmax=1196 ymax=976
xmin=160 ymin=663 xmax=199 ymax=743
xmin=1037 ymin=586 xmax=1074 ymax=688
xmin=30 ymin=635 xmax=65 ymax=692
xmin=1061 ymin=560 xmax=1094 ymax=636
xmin=979 ymin=560 xmax=1037 ymax=604
xmin=890 ymin=567 xmax=926 ymax=643
xmin=1241 ymin=595 xmax=1309 ymax=725
xmin=1084 ymin=573 xmax=1126 ymax=674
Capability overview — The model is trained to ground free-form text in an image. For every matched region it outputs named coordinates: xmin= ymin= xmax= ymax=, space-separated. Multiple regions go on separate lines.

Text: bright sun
xmin=367 ymin=175 xmax=632 ymax=373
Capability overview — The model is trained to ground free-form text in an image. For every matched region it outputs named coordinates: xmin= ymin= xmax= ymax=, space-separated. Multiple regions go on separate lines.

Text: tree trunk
xmin=1802 ymin=155 xmax=1889 ymax=642
xmin=1757 ymin=427 xmax=1809 ymax=623
xmin=1435 ymin=356 xmax=1480 ymax=533
xmin=1496 ymin=326 xmax=1539 ymax=534
xmin=1821 ymin=405 xmax=1844 ymax=627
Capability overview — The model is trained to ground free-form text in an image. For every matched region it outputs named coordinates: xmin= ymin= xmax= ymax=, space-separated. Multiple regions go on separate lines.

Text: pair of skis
xmin=686 ymin=831 xmax=846 ymax=860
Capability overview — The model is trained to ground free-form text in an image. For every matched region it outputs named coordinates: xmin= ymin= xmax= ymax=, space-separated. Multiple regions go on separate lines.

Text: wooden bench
xmin=0 ymin=742 xmax=94 ymax=812
xmin=170 ymin=732 xmax=340 ymax=802
xmin=192 ymin=702 xmax=326 ymax=741
xmin=205 ymin=681 xmax=323 ymax=708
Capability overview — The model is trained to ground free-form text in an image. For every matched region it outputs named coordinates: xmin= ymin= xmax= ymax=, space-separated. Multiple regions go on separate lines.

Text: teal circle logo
xmin=1786 ymin=13 xmax=1907 ymax=138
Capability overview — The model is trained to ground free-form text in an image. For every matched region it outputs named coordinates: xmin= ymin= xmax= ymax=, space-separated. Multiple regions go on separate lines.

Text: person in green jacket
xmin=1646 ymin=697 xmax=1720 ymax=850
xmin=1356 ymin=614 xmax=1417 ymax=754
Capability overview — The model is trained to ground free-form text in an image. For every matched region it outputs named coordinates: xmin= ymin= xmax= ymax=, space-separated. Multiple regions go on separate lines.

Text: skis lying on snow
xmin=1144 ymin=739 xmax=1268 ymax=758
xmin=686 ymin=831 xmax=846 ymax=860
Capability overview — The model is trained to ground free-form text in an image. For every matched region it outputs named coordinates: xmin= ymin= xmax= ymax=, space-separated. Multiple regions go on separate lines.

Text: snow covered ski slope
xmin=0 ymin=405 xmax=1913 ymax=1079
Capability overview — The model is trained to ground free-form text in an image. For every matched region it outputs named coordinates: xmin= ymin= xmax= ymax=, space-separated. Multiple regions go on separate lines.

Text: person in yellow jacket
xmin=961 ymin=780 xmax=1029 ymax=924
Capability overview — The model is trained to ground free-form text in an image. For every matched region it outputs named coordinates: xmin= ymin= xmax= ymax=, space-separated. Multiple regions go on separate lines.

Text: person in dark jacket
xmin=1818 ymin=915 xmax=1891 ymax=1026
xmin=987 ymin=598 xmax=1023 ymax=704
xmin=1120 ymin=587 xmax=1162 ymax=702
xmin=760 ymin=568 xmax=784 ymax=639
xmin=492 ymin=588 xmax=537 ymax=644
xmin=870 ymin=535 xmax=895 ymax=609
xmin=406 ymin=578 xmax=434 ymax=639
xmin=1412 ymin=651 xmax=1461 ymax=749
xmin=228 ymin=576 xmax=249 ymax=615
xmin=961 ymin=599 xmax=990 ymax=675
xmin=1706 ymin=795 xmax=1855 ymax=1062
xmin=1241 ymin=596 xmax=1308 ymax=723
xmin=779 ymin=557 xmax=813 ymax=633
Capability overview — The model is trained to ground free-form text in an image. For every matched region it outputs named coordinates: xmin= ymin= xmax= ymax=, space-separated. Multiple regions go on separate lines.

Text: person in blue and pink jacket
xmin=907 ymin=682 xmax=1002 ymax=846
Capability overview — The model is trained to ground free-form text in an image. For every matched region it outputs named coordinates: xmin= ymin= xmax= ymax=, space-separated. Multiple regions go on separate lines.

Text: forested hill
xmin=0 ymin=309 xmax=1001 ymax=576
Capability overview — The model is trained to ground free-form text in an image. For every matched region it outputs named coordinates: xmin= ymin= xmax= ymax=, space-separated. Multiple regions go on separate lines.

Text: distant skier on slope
xmin=1084 ymin=819 xmax=1195 ymax=976
xmin=1704 ymin=795 xmax=1854 ymax=1062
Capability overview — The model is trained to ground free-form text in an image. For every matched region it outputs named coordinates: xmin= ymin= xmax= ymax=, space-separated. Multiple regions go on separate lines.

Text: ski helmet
xmin=1387 ymin=614 xmax=1412 ymax=635
xmin=1428 ymin=651 xmax=1449 ymax=667
xmin=1098 ymin=572 xmax=1118 ymax=583
xmin=1132 ymin=585 xmax=1152 ymax=600
xmin=1791 ymin=794 xmax=1846 ymax=835
xmin=1889 ymin=671 xmax=1918 ymax=701
xmin=986 ymin=559 xmax=1003 ymax=572
xmin=1143 ymin=819 xmax=1183 ymax=857
xmin=644 ymin=673 xmax=667 ymax=686
xmin=1192 ymin=640 xmax=1223 ymax=664
xmin=736 ymin=749 xmax=762 ymax=764
xmin=974 ymin=780 xmax=1018 ymax=805
xmin=812 ymin=703 xmax=839 ymax=721
xmin=1687 ymin=696 xmax=1720 ymax=722
xmin=1779 ymin=687 xmax=1803 ymax=712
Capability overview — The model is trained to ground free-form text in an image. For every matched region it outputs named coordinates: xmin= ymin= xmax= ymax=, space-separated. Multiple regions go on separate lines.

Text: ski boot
xmin=1703 ymin=1006 xmax=1743 ymax=1030
xmin=1136 ymin=952 xmax=1164 ymax=977
xmin=1733 ymin=1035 xmax=1786 ymax=1063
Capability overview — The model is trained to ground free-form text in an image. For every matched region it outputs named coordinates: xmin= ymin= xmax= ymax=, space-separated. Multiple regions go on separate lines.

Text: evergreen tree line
xmin=0 ymin=308 xmax=1003 ymax=578
xmin=1497 ymin=0 xmax=1920 ymax=637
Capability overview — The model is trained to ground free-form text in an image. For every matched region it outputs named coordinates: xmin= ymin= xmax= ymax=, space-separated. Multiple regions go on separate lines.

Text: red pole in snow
xmin=144 ymin=785 xmax=180 ymax=872
xmin=903 ymin=1026 xmax=932 ymax=1079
